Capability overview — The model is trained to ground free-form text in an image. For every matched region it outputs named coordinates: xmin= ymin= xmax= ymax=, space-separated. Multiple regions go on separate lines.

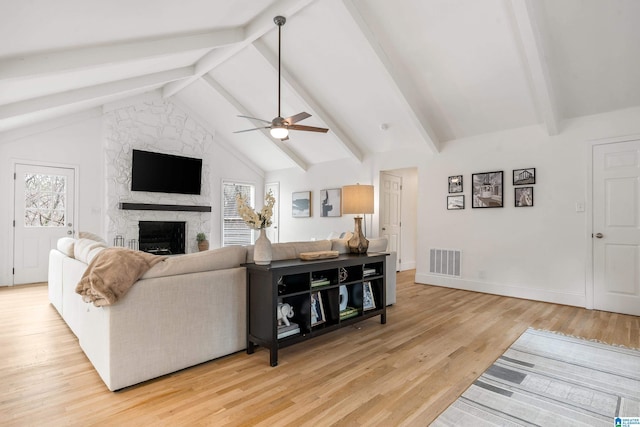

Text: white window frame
xmin=221 ymin=180 xmax=255 ymax=247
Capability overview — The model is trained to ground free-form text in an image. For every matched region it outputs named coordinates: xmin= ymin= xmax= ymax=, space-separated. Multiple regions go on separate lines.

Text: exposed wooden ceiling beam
xmin=0 ymin=30 xmax=240 ymax=81
xmin=251 ymin=41 xmax=364 ymax=163
xmin=0 ymin=67 xmax=193 ymax=121
xmin=163 ymin=0 xmax=316 ymax=98
xmin=509 ymin=0 xmax=560 ymax=135
xmin=201 ymin=74 xmax=308 ymax=171
xmin=341 ymin=0 xmax=440 ymax=154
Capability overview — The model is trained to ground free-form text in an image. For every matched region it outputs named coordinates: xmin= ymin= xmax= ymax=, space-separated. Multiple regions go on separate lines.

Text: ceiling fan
xmin=234 ymin=15 xmax=329 ymax=141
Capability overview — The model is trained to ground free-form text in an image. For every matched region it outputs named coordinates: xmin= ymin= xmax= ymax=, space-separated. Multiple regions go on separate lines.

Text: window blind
xmin=222 ymin=182 xmax=254 ymax=247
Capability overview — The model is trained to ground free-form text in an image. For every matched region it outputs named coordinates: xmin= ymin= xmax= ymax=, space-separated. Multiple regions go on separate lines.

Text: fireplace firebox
xmin=138 ymin=221 xmax=186 ymax=255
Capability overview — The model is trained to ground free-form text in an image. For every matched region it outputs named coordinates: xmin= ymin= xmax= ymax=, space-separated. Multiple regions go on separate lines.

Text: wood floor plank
xmin=1 ymin=272 xmax=638 ymax=426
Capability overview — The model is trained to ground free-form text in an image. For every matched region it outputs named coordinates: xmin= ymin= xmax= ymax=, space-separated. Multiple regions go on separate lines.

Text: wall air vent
xmin=429 ymin=248 xmax=462 ymax=277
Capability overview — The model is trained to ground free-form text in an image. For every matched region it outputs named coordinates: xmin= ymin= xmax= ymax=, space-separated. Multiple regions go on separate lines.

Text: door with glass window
xmin=13 ymin=164 xmax=75 ymax=284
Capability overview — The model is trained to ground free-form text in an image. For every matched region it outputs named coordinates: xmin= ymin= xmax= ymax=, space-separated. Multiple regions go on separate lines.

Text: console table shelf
xmin=244 ymin=253 xmax=387 ymax=366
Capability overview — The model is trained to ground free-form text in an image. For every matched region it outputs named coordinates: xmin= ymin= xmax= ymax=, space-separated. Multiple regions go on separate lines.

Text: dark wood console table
xmin=244 ymin=253 xmax=387 ymax=366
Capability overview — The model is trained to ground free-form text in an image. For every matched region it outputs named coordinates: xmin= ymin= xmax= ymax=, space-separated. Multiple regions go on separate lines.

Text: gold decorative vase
xmin=347 ymin=217 xmax=369 ymax=254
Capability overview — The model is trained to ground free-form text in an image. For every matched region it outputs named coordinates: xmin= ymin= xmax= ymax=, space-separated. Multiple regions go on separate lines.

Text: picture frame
xmin=320 ymin=188 xmax=341 ymax=217
xmin=513 ymin=168 xmax=535 ymax=185
xmin=447 ymin=195 xmax=465 ymax=210
xmin=472 ymin=171 xmax=503 ymax=208
xmin=448 ymin=175 xmax=463 ymax=193
xmin=310 ymin=291 xmax=325 ymax=326
xmin=515 ymin=187 xmax=534 ymax=207
xmin=363 ymin=281 xmax=376 ymax=311
xmin=292 ymin=191 xmax=311 ymax=217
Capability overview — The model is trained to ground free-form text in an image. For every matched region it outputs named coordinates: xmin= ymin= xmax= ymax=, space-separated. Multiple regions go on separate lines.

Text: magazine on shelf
xmin=278 ymin=322 xmax=300 ymax=339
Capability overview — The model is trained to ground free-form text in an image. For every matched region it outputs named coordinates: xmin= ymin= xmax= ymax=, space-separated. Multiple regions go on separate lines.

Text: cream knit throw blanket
xmin=75 ymin=248 xmax=166 ymax=307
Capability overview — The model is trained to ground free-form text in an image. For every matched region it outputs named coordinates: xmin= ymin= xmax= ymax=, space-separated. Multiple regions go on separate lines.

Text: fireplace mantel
xmin=119 ymin=203 xmax=212 ymax=212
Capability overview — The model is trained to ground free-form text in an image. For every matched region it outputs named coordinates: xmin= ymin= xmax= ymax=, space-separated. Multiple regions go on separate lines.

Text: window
xmin=222 ymin=181 xmax=255 ymax=246
xmin=24 ymin=173 xmax=66 ymax=227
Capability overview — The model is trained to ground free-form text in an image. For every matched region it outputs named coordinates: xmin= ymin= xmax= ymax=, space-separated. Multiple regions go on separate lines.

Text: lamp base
xmin=348 ymin=216 xmax=369 ymax=254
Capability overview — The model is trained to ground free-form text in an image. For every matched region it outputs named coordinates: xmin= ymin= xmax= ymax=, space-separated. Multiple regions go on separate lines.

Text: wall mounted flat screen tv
xmin=131 ymin=149 xmax=202 ymax=195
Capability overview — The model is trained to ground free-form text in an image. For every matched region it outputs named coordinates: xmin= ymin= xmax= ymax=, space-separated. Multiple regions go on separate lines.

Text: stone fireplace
xmin=139 ymin=221 xmax=186 ymax=255
xmin=104 ymin=98 xmax=213 ymax=253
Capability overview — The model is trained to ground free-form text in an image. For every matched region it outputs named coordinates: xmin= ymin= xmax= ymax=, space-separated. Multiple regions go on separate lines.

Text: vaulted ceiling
xmin=2 ymin=0 xmax=639 ymax=172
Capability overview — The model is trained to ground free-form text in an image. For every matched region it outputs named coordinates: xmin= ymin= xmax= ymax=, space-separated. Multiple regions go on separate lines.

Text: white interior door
xmin=265 ymin=182 xmax=280 ymax=243
xmin=13 ymin=164 xmax=75 ymax=285
xmin=380 ymin=172 xmax=401 ymax=271
xmin=593 ymin=139 xmax=640 ymax=316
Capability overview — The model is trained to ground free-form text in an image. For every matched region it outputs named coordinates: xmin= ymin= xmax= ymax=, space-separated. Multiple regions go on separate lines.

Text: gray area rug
xmin=432 ymin=328 xmax=640 ymax=426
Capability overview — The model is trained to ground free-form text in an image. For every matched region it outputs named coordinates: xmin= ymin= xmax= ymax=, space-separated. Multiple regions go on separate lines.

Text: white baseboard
xmin=415 ymin=273 xmax=586 ymax=308
xmin=399 ymin=261 xmax=416 ymax=271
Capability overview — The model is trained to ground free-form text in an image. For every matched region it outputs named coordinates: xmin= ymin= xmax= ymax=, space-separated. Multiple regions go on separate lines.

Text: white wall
xmin=0 ymin=95 xmax=263 ymax=284
xmin=266 ymin=158 xmax=380 ymax=242
xmin=416 ymin=106 xmax=640 ymax=307
xmin=268 ymin=106 xmax=640 ymax=308
xmin=0 ymin=111 xmax=104 ymax=285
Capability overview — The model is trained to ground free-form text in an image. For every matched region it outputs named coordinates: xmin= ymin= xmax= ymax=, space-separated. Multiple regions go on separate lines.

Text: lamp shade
xmin=342 ymin=184 xmax=374 ymax=215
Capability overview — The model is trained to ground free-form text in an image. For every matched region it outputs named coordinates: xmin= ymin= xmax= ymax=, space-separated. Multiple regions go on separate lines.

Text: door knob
xmin=67 ymin=230 xmax=73 ymax=235
xmin=594 ymin=233 xmax=603 ymax=238
xmin=382 ymin=227 xmax=386 ymax=230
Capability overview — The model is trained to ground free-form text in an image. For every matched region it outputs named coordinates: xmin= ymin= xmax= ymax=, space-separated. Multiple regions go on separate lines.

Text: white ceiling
xmin=2 ymin=0 xmax=639 ymax=171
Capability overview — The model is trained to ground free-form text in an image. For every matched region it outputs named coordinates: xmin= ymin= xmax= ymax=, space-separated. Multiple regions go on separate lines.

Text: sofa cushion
xmin=331 ymin=235 xmax=387 ymax=253
xmin=246 ymin=240 xmax=332 ymax=263
xmin=142 ymin=245 xmax=247 ymax=279
xmin=74 ymin=238 xmax=108 ymax=264
xmin=57 ymin=237 xmax=76 ymax=258
xmin=368 ymin=237 xmax=388 ymax=252
xmin=78 ymin=231 xmax=107 ymax=244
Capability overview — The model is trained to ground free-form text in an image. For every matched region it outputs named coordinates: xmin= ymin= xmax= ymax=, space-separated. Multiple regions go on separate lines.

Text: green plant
xmin=196 ymin=232 xmax=207 ymax=242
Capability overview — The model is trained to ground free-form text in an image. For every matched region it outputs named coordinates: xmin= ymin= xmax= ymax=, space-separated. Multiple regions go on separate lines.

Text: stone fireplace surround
xmin=104 ymin=99 xmax=213 ymax=253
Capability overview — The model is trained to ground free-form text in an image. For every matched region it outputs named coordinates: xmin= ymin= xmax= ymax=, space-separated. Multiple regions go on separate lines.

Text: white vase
xmin=254 ymin=228 xmax=272 ymax=265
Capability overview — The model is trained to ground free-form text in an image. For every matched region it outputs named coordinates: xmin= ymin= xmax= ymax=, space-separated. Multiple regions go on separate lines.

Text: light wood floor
xmin=1 ymin=272 xmax=638 ymax=426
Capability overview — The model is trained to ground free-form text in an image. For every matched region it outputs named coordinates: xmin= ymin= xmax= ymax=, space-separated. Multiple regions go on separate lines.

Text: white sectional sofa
xmin=48 ymin=236 xmax=396 ymax=391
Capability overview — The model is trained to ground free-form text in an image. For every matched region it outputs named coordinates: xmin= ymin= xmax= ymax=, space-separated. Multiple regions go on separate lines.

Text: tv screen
xmin=131 ymin=149 xmax=202 ymax=195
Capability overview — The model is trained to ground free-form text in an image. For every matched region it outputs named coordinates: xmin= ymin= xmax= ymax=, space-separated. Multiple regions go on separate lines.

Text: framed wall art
xmin=515 ymin=187 xmax=534 ymax=207
xmin=472 ymin=171 xmax=503 ymax=208
xmin=447 ymin=195 xmax=465 ymax=210
xmin=363 ymin=282 xmax=376 ymax=311
xmin=513 ymin=168 xmax=535 ymax=185
xmin=292 ymin=191 xmax=311 ymax=217
xmin=320 ymin=188 xmax=341 ymax=217
xmin=448 ymin=175 xmax=463 ymax=193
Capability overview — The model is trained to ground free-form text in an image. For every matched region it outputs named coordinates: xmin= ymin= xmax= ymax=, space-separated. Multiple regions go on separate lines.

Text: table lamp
xmin=342 ymin=184 xmax=374 ymax=254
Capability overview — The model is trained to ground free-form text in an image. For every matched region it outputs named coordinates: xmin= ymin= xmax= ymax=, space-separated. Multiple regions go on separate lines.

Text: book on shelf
xmin=339 ymin=307 xmax=359 ymax=320
xmin=363 ymin=268 xmax=377 ymax=277
xmin=311 ymin=278 xmax=330 ymax=288
xmin=278 ymin=322 xmax=300 ymax=339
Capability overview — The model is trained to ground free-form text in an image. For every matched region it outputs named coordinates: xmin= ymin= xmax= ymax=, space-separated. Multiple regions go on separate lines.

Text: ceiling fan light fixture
xmin=270 ymin=126 xmax=289 ymax=139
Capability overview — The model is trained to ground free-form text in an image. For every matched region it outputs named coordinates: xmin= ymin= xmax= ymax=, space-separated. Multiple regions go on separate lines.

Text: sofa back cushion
xmin=331 ymin=236 xmax=388 ymax=253
xmin=142 ymin=245 xmax=247 ymax=279
xmin=245 ymin=240 xmax=332 ymax=263
xmin=74 ymin=238 xmax=108 ymax=264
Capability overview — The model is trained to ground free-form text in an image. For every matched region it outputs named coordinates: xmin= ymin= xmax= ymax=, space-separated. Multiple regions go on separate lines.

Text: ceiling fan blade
xmin=233 ymin=127 xmax=269 ymax=133
xmin=288 ymin=124 xmax=329 ymax=133
xmin=237 ymin=115 xmax=271 ymax=124
xmin=284 ymin=112 xmax=311 ymax=124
